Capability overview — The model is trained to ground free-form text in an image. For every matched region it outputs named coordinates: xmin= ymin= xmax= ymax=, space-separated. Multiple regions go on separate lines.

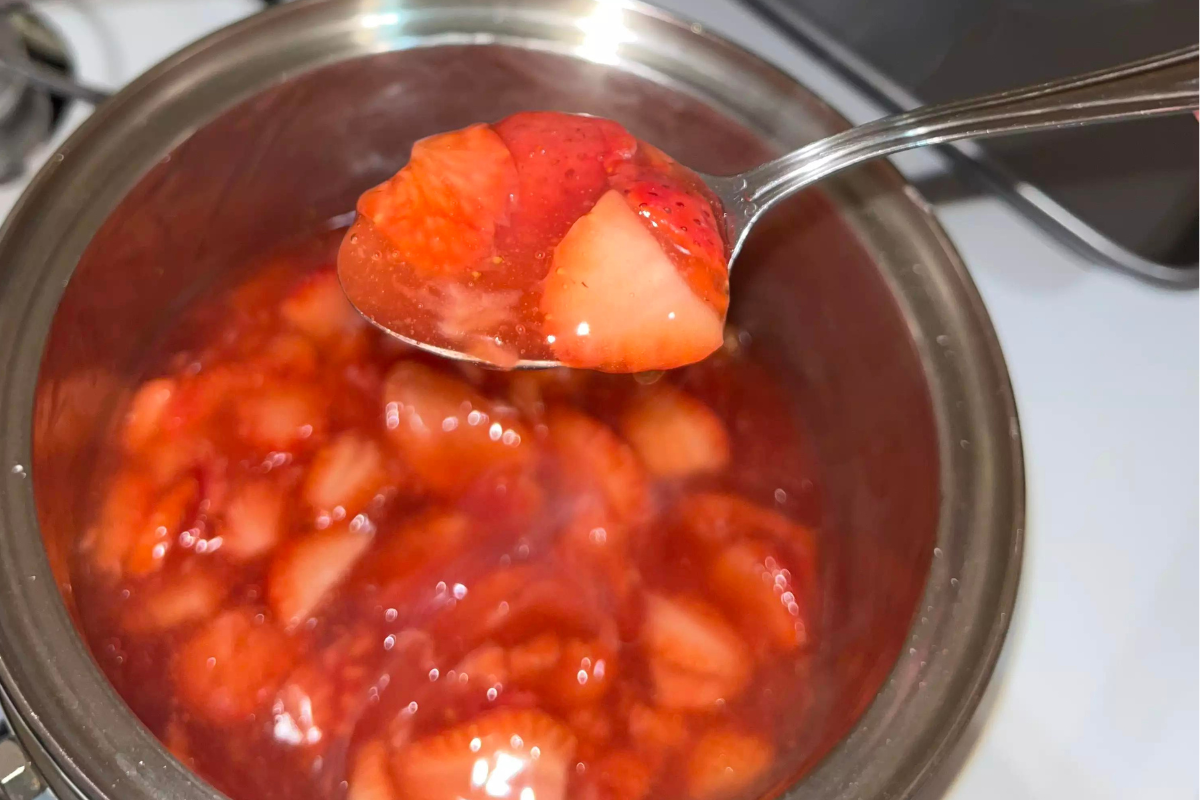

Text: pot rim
xmin=0 ymin=2 xmax=1024 ymax=799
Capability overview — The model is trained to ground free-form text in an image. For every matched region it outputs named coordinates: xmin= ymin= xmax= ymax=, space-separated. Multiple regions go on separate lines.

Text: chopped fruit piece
xmin=349 ymin=124 xmax=518 ymax=278
xmin=268 ymin=522 xmax=374 ymax=629
xmin=543 ymin=638 xmax=616 ymax=710
xmin=221 ymin=479 xmax=286 ymax=562
xmin=619 ymin=386 xmax=730 ymax=478
xmin=347 ymin=741 xmax=397 ymax=800
xmin=84 ymin=468 xmax=153 ymax=577
xmin=261 ymin=333 xmax=320 ymax=377
xmin=355 ymin=509 xmax=470 ymax=590
xmin=542 ymin=190 xmax=724 ymax=371
xmin=546 ymin=407 xmax=648 ymax=524
xmin=580 ymin=749 xmax=655 ymax=800
xmin=641 ymin=594 xmax=750 ymax=711
xmin=613 ymin=173 xmax=728 ymax=312
xmin=391 ymin=709 xmax=576 ymax=800
xmin=709 ymin=542 xmax=810 ymax=652
xmin=236 ymin=383 xmax=327 ymax=452
xmin=627 ymin=703 xmax=688 ymax=759
xmin=678 ymin=492 xmax=818 ymax=556
xmin=123 ymin=377 xmax=175 ymax=452
xmin=304 ymin=432 xmax=387 ymax=517
xmin=125 ymin=476 xmax=199 ymax=576
xmin=494 ymin=111 xmax=636 ymax=247
xmin=686 ymin=729 xmax=773 ymax=800
xmin=337 ymin=112 xmax=728 ymax=370
xmin=123 ymin=568 xmax=226 ymax=634
xmin=507 ymin=633 xmax=562 ymax=684
xmin=279 ymin=268 xmax=366 ymax=344
xmin=383 ymin=361 xmax=531 ymax=496
xmin=452 ymin=643 xmax=510 ymax=688
xmin=172 ymin=609 xmax=295 ymax=726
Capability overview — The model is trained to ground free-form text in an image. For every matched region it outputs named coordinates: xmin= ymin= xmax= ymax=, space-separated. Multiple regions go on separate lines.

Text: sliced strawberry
xmin=383 ymin=361 xmax=532 ymax=497
xmin=613 ymin=173 xmax=728 ymax=313
xmin=541 ymin=190 xmax=724 ymax=372
xmin=236 ymin=381 xmax=328 ymax=453
xmin=122 ymin=565 xmax=226 ymax=634
xmin=279 ymin=267 xmax=367 ymax=346
xmin=267 ymin=522 xmax=374 ymax=629
xmin=84 ymin=467 xmax=154 ymax=577
xmin=493 ymin=111 xmax=636 ymax=251
xmin=303 ymin=432 xmax=387 ymax=518
xmin=627 ymin=703 xmax=688 ymax=760
xmin=542 ymin=638 xmax=616 ymax=711
xmin=354 ymin=509 xmax=470 ymax=591
xmin=347 ymin=740 xmax=397 ymax=800
xmin=709 ymin=541 xmax=810 ymax=653
xmin=221 ymin=478 xmax=287 ymax=562
xmin=640 ymin=594 xmax=750 ymax=711
xmin=577 ymin=749 xmax=655 ymax=800
xmin=619 ymin=385 xmax=730 ymax=478
xmin=172 ymin=608 xmax=296 ymax=726
xmin=677 ymin=492 xmax=818 ymax=558
xmin=122 ymin=377 xmax=176 ymax=453
xmin=545 ymin=407 xmax=648 ymax=524
xmin=686 ymin=728 xmax=774 ymax=800
xmin=391 ymin=708 xmax=576 ymax=800
xmin=352 ymin=124 xmax=518 ymax=278
xmin=125 ymin=475 xmax=200 ymax=576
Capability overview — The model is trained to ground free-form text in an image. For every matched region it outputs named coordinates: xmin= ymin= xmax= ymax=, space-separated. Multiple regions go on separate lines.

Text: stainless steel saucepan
xmin=0 ymin=2 xmax=1023 ymax=799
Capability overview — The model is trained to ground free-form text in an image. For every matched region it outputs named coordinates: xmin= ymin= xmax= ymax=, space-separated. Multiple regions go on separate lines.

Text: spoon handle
xmin=730 ymin=44 xmax=1198 ymax=218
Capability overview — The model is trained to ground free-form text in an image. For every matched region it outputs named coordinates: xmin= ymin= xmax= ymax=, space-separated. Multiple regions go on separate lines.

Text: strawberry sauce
xmin=74 ymin=230 xmax=824 ymax=800
xmin=338 ymin=112 xmax=730 ymax=372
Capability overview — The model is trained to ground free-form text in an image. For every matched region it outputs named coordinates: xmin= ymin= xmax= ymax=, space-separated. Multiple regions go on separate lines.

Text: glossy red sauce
xmin=338 ymin=112 xmax=730 ymax=372
xmin=75 ymin=230 xmax=824 ymax=800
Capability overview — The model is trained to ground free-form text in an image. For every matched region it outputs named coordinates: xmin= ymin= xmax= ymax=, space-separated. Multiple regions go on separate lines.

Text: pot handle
xmin=0 ymin=729 xmax=49 ymax=800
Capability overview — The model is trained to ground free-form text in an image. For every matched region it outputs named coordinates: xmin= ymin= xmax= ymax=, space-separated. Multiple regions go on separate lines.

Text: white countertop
xmin=6 ymin=2 xmax=1198 ymax=798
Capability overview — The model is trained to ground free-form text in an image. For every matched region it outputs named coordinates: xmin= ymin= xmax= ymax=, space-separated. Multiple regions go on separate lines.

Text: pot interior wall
xmin=34 ymin=45 xmax=937 ymax=788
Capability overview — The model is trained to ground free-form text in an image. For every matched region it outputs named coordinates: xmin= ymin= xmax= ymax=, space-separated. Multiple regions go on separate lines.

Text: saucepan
xmin=0 ymin=1 xmax=1022 ymax=798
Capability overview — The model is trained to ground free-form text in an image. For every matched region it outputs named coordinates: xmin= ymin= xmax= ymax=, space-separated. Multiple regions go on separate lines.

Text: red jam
xmin=75 ymin=231 xmax=823 ymax=800
xmin=338 ymin=112 xmax=730 ymax=372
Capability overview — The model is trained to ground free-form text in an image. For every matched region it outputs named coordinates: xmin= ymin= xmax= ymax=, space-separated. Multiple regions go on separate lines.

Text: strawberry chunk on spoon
xmin=338 ymin=111 xmax=729 ymax=372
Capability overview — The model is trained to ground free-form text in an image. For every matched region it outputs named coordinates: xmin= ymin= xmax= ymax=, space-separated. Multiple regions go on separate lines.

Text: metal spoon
xmin=352 ymin=45 xmax=1198 ymax=369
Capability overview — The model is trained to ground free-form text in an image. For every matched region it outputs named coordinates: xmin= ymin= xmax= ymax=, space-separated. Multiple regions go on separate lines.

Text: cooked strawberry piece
xmin=236 ymin=382 xmax=328 ymax=452
xmin=494 ymin=111 xmax=636 ymax=250
xmin=221 ymin=478 xmax=287 ymax=562
xmin=122 ymin=377 xmax=176 ymax=453
xmin=279 ymin=267 xmax=366 ymax=345
xmin=686 ymin=728 xmax=774 ymax=800
xmin=347 ymin=741 xmax=397 ymax=800
xmin=709 ymin=541 xmax=810 ymax=653
xmin=259 ymin=333 xmax=321 ymax=377
xmin=542 ymin=190 xmax=725 ymax=371
xmin=354 ymin=509 xmax=471 ymax=591
xmin=678 ymin=492 xmax=818 ymax=558
xmin=268 ymin=521 xmax=374 ymax=630
xmin=350 ymin=124 xmax=518 ymax=278
xmin=545 ymin=407 xmax=649 ymax=524
xmin=391 ymin=708 xmax=576 ymax=800
xmin=619 ymin=385 xmax=730 ymax=478
xmin=122 ymin=566 xmax=226 ymax=634
xmin=125 ymin=475 xmax=200 ymax=576
xmin=172 ymin=609 xmax=296 ymax=726
xmin=303 ymin=432 xmax=387 ymax=518
xmin=383 ymin=361 xmax=532 ymax=497
xmin=614 ymin=173 xmax=728 ymax=312
xmin=84 ymin=467 xmax=154 ymax=577
xmin=627 ymin=703 xmax=688 ymax=761
xmin=542 ymin=638 xmax=616 ymax=711
xmin=507 ymin=632 xmax=562 ymax=684
xmin=641 ymin=594 xmax=751 ymax=711
xmin=578 ymin=749 xmax=655 ymax=800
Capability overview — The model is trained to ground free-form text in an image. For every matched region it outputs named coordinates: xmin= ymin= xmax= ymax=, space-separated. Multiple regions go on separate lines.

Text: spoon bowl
xmin=349 ymin=44 xmax=1197 ymax=369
